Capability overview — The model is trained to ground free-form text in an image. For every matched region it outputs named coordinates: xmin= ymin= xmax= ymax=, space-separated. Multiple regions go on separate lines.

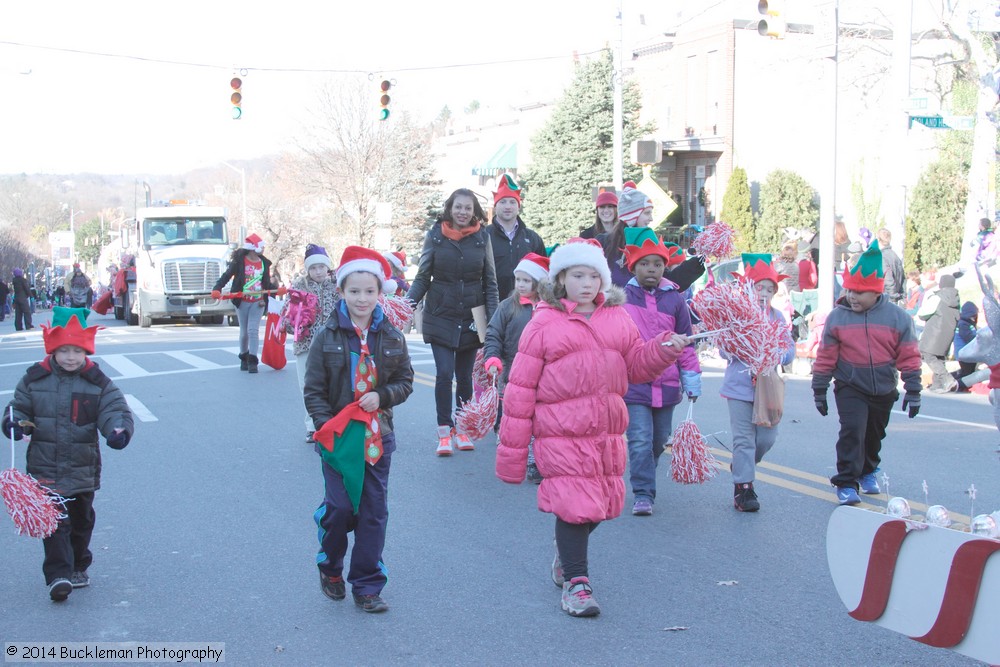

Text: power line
xmin=0 ymin=39 xmax=608 ymax=74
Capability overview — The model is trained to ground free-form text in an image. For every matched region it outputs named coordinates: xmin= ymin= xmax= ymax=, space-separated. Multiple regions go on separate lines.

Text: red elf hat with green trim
xmin=663 ymin=242 xmax=686 ymax=267
xmin=737 ymin=253 xmax=787 ymax=285
xmin=494 ymin=173 xmax=521 ymax=205
xmin=42 ymin=306 xmax=101 ymax=354
xmin=842 ymin=240 xmax=884 ymax=292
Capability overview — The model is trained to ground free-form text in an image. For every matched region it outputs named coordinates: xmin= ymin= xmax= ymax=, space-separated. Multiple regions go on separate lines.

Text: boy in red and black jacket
xmin=811 ymin=242 xmax=922 ymax=506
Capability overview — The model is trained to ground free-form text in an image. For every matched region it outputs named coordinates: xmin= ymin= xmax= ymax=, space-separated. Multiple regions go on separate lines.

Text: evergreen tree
xmin=720 ymin=166 xmax=753 ymax=252
xmin=754 ymin=169 xmax=818 ymax=252
xmin=521 ymin=51 xmax=653 ymax=242
xmin=907 ymin=160 xmax=966 ymax=270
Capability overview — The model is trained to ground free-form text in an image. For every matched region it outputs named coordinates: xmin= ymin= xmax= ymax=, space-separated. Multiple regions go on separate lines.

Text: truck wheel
xmin=211 ymin=315 xmax=225 ymax=325
xmin=114 ymin=302 xmax=124 ymax=320
xmin=139 ymin=304 xmax=152 ymax=328
xmin=126 ymin=292 xmax=138 ymax=326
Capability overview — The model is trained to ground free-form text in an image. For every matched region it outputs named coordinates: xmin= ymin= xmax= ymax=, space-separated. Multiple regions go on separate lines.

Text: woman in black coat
xmin=407 ymin=189 xmax=500 ymax=455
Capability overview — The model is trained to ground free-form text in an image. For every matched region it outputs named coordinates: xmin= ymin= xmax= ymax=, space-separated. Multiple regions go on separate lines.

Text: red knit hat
xmin=42 ymin=306 xmax=100 ymax=355
xmin=596 ymin=190 xmax=619 ymax=208
xmin=513 ymin=252 xmax=550 ymax=283
xmin=494 ymin=173 xmax=522 ymax=205
xmin=337 ymin=246 xmax=395 ymax=293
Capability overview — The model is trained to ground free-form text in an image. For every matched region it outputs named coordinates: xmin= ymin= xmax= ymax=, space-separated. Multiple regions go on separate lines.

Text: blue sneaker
xmin=836 ymin=486 xmax=861 ymax=505
xmin=858 ymin=472 xmax=880 ymax=495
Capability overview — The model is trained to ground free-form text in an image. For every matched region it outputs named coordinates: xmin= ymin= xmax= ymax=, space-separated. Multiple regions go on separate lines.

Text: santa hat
xmin=596 ymin=190 xmax=619 ymax=208
xmin=548 ymin=238 xmax=612 ymax=292
xmin=621 ymin=227 xmax=672 ymax=272
xmin=336 ymin=246 xmax=396 ymax=293
xmin=737 ymin=253 xmax=787 ymax=285
xmin=382 ymin=251 xmax=406 ymax=272
xmin=494 ymin=173 xmax=522 ymax=205
xmin=617 ymin=181 xmax=652 ymax=226
xmin=303 ymin=244 xmax=331 ymax=270
xmin=513 ymin=252 xmax=550 ymax=283
xmin=842 ymin=241 xmax=885 ymax=292
xmin=243 ymin=233 xmax=265 ymax=253
xmin=42 ymin=306 xmax=100 ymax=355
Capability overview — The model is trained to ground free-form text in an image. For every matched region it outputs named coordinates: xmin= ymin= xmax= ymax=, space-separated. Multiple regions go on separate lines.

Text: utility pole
xmin=612 ymin=0 xmax=624 ymax=189
xmin=220 ymin=161 xmax=247 ymax=232
xmin=817 ymin=1 xmax=839 ymax=314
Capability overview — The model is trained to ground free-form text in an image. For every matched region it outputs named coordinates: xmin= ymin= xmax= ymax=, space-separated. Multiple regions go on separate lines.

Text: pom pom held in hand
xmin=455 ymin=381 xmax=499 ymax=441
xmin=669 ymin=418 xmax=719 ymax=485
xmin=1 ymin=468 xmax=65 ymax=538
xmin=692 ymin=278 xmax=792 ymax=376
xmin=691 ymin=221 xmax=737 ymax=261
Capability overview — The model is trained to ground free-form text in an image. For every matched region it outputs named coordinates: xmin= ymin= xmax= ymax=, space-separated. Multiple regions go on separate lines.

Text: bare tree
xmin=289 ymin=77 xmax=441 ymax=255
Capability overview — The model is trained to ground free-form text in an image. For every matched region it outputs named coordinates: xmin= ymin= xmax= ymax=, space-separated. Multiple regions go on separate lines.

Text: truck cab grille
xmin=162 ymin=261 xmax=222 ymax=293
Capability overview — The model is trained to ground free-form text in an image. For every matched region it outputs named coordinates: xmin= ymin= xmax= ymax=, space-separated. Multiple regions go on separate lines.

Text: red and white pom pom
xmin=472 ymin=348 xmax=490 ymax=390
xmin=670 ymin=416 xmax=719 ymax=484
xmin=692 ymin=277 xmax=792 ymax=376
xmin=691 ymin=221 xmax=737 ymax=261
xmin=455 ymin=381 xmax=499 ymax=441
xmin=377 ymin=294 xmax=415 ymax=330
xmin=1 ymin=468 xmax=65 ymax=538
xmin=284 ymin=289 xmax=319 ymax=342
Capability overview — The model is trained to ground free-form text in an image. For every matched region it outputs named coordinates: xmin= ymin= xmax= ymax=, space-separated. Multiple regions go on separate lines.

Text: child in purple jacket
xmin=621 ymin=228 xmax=701 ymax=516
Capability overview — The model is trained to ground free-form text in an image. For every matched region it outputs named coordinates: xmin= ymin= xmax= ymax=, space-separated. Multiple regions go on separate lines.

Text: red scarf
xmin=441 ymin=220 xmax=481 ymax=241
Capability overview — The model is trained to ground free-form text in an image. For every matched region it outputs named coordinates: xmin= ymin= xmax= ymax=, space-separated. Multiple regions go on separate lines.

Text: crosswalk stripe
xmin=97 ymin=354 xmax=151 ymax=378
xmin=163 ymin=351 xmax=223 ymax=370
xmin=124 ymin=394 xmax=158 ymax=422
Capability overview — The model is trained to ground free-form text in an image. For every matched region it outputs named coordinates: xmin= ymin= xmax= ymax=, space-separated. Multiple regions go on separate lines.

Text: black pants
xmin=555 ymin=518 xmax=600 ymax=581
xmin=431 ymin=344 xmax=477 ymax=427
xmin=831 ymin=383 xmax=896 ymax=489
xmin=43 ymin=492 xmax=95 ymax=584
xmin=14 ymin=297 xmax=32 ymax=330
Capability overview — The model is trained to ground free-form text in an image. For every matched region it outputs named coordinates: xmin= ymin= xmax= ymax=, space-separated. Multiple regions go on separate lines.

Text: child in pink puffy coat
xmin=496 ymin=238 xmax=690 ymax=618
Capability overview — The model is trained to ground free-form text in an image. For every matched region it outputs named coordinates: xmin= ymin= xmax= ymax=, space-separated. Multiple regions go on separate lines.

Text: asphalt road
xmin=0 ymin=311 xmax=995 ymax=666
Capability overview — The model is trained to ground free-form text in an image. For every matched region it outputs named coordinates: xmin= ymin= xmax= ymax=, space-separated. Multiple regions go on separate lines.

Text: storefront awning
xmin=471 ymin=143 xmax=518 ymax=176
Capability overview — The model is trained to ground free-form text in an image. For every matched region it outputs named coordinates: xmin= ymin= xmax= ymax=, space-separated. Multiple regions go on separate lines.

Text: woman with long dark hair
xmin=408 ymin=189 xmax=500 ymax=456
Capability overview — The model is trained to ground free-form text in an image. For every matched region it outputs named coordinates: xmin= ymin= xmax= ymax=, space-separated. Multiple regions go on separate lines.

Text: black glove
xmin=901 ymin=392 xmax=920 ymax=418
xmin=4 ymin=417 xmax=24 ymax=441
xmin=106 ymin=430 xmax=131 ymax=450
xmin=814 ymin=391 xmax=828 ymax=417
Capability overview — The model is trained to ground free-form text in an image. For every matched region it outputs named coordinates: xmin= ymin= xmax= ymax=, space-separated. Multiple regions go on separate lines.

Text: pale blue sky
xmin=0 ymin=0 xmax=671 ymax=174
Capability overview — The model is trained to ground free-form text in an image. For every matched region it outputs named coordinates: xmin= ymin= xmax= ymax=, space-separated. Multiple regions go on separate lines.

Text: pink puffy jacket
xmin=496 ymin=286 xmax=683 ymax=523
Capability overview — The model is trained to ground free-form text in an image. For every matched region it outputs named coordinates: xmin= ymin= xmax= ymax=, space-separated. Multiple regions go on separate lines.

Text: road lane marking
xmin=97 ymin=354 xmax=151 ymax=378
xmin=124 ymin=394 xmax=158 ymax=422
xmin=163 ymin=351 xmax=223 ymax=370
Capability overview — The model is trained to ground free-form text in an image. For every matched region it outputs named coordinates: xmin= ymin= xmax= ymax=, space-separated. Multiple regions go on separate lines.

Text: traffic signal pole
xmin=817 ymin=1 xmax=839 ymax=314
xmin=612 ymin=0 xmax=624 ymax=189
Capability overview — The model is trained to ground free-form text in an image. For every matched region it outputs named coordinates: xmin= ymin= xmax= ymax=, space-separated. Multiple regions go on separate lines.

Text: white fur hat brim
xmin=513 ymin=259 xmax=548 ymax=283
xmin=548 ymin=242 xmax=612 ymax=292
xmin=304 ymin=254 xmax=332 ymax=270
xmin=336 ymin=258 xmax=395 ymax=293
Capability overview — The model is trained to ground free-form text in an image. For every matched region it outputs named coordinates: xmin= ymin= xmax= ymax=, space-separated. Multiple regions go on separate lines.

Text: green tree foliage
xmin=907 ymin=160 xmax=966 ymax=269
xmin=521 ymin=51 xmax=653 ymax=242
xmin=754 ymin=169 xmax=818 ymax=252
xmin=720 ymin=167 xmax=753 ymax=252
xmin=903 ymin=215 xmax=921 ymax=274
xmin=850 ymin=159 xmax=884 ymax=233
xmin=74 ymin=217 xmax=110 ymax=266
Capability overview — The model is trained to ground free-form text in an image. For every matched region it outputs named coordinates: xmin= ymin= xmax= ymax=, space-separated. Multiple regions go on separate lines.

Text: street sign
xmin=909 ymin=115 xmax=948 ymax=129
xmin=943 ymin=115 xmax=975 ymax=130
xmin=904 ymin=95 xmax=929 ymax=111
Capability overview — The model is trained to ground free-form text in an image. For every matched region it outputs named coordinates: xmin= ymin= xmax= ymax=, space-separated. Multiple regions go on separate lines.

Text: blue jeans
xmin=626 ymin=403 xmax=676 ymax=502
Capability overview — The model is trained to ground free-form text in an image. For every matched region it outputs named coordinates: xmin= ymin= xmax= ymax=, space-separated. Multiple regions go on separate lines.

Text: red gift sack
xmin=261 ymin=308 xmax=287 ymax=370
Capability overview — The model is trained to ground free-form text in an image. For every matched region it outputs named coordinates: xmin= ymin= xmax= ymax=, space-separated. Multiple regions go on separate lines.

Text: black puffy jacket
xmin=407 ymin=222 xmax=500 ymax=350
xmin=487 ymin=218 xmax=545 ymax=301
xmin=6 ymin=357 xmax=133 ymax=496
xmin=303 ymin=304 xmax=414 ymax=441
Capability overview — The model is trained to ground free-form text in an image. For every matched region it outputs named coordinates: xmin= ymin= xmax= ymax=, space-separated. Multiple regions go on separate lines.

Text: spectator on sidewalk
xmin=917 ymin=273 xmax=960 ymax=393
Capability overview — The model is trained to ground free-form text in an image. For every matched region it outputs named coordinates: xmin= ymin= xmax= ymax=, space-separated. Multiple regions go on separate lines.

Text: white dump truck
xmin=114 ymin=203 xmax=237 ymax=327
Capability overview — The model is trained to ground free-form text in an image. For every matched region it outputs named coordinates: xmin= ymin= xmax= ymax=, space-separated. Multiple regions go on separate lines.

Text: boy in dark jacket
xmin=3 ymin=307 xmax=133 ymax=602
xmin=812 ymin=242 xmax=922 ymax=505
xmin=304 ymin=247 xmax=414 ymax=614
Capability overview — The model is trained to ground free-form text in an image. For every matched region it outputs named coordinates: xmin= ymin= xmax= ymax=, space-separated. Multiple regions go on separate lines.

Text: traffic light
xmin=378 ymin=80 xmax=391 ymax=121
xmin=757 ymin=0 xmax=786 ymax=39
xmin=230 ymin=77 xmax=242 ymax=120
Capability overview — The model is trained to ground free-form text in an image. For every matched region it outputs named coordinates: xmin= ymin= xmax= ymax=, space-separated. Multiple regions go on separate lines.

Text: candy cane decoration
xmin=455 ymin=377 xmax=499 ymax=441
xmin=691 ymin=220 xmax=737 ymax=261
xmin=692 ymin=277 xmax=792 ymax=376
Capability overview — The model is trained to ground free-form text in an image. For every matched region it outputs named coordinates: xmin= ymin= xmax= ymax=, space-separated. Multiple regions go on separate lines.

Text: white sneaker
xmin=436 ymin=426 xmax=453 ymax=457
xmin=452 ymin=428 xmax=475 ymax=451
